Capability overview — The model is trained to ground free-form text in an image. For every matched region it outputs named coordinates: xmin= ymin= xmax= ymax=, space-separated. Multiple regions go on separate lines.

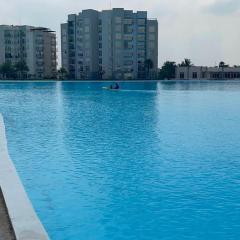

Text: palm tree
xmin=179 ymin=59 xmax=193 ymax=79
xmin=145 ymin=59 xmax=154 ymax=79
xmin=58 ymin=67 xmax=68 ymax=80
xmin=99 ymin=69 xmax=105 ymax=80
xmin=0 ymin=62 xmax=15 ymax=79
xmin=179 ymin=58 xmax=192 ymax=67
xmin=219 ymin=61 xmax=229 ymax=79
xmin=159 ymin=61 xmax=176 ymax=80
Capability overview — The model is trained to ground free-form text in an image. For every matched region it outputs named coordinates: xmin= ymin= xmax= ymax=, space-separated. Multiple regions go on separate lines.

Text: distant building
xmin=0 ymin=25 xmax=57 ymax=79
xmin=175 ymin=66 xmax=240 ymax=80
xmin=61 ymin=8 xmax=158 ymax=80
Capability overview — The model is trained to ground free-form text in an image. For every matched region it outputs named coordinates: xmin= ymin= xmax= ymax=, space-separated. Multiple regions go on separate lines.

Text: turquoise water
xmin=1 ymin=81 xmax=240 ymax=240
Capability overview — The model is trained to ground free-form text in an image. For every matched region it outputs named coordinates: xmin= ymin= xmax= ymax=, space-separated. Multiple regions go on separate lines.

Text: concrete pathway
xmin=0 ymin=114 xmax=49 ymax=240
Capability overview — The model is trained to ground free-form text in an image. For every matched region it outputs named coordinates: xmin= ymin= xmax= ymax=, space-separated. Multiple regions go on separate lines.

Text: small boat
xmin=102 ymin=86 xmax=120 ymax=91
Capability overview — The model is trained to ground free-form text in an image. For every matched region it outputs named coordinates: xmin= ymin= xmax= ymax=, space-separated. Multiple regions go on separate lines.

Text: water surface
xmin=0 ymin=81 xmax=240 ymax=240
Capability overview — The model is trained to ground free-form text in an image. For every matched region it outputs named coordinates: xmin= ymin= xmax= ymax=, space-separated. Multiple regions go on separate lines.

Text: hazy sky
xmin=0 ymin=0 xmax=240 ymax=67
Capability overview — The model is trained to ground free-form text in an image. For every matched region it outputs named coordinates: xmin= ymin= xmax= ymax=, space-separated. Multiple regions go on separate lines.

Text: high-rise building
xmin=61 ymin=8 xmax=158 ymax=80
xmin=0 ymin=25 xmax=57 ymax=79
xmin=61 ymin=10 xmax=99 ymax=80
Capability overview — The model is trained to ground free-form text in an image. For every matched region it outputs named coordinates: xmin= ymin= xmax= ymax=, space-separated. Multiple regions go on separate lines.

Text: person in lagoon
xmin=115 ymin=83 xmax=120 ymax=89
xmin=110 ymin=83 xmax=120 ymax=90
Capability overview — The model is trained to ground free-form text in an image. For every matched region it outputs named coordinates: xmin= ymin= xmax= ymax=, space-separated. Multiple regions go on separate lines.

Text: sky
xmin=0 ymin=0 xmax=240 ymax=67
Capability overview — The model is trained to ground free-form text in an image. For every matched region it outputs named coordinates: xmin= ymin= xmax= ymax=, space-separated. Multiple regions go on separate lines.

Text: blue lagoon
xmin=0 ymin=81 xmax=240 ymax=240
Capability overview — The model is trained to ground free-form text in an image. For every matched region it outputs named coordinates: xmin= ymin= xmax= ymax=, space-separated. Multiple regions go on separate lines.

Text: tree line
xmin=0 ymin=61 xmax=29 ymax=79
xmin=158 ymin=59 xmax=233 ymax=80
xmin=0 ymin=58 xmax=233 ymax=80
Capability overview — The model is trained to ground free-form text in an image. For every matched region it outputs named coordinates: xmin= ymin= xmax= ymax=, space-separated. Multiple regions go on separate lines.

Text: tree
xmin=179 ymin=59 xmax=193 ymax=79
xmin=58 ymin=67 xmax=68 ymax=80
xmin=99 ymin=69 xmax=105 ymax=80
xmin=219 ymin=61 xmax=229 ymax=79
xmin=137 ymin=61 xmax=145 ymax=79
xmin=0 ymin=62 xmax=15 ymax=79
xmin=159 ymin=61 xmax=176 ymax=80
xmin=145 ymin=59 xmax=154 ymax=79
xmin=14 ymin=60 xmax=29 ymax=79
xmin=179 ymin=58 xmax=192 ymax=67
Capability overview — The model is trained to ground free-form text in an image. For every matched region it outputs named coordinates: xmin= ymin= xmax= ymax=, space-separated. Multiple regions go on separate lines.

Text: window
xmin=77 ymin=37 xmax=83 ymax=43
xmin=137 ymin=44 xmax=145 ymax=50
xmin=124 ymin=52 xmax=133 ymax=57
xmin=124 ymin=41 xmax=133 ymax=49
xmin=124 ymin=18 xmax=133 ymax=24
xmin=77 ymin=45 xmax=83 ymax=51
xmin=149 ymin=26 xmax=156 ymax=33
xmin=115 ymin=33 xmax=122 ymax=40
xmin=180 ymin=72 xmax=184 ymax=79
xmin=115 ymin=25 xmax=122 ymax=32
xmin=138 ymin=26 xmax=146 ymax=33
xmin=192 ymin=72 xmax=197 ymax=79
xmin=149 ymin=34 xmax=155 ymax=41
xmin=124 ymin=25 xmax=133 ymax=34
xmin=115 ymin=41 xmax=122 ymax=48
xmin=124 ymin=34 xmax=133 ymax=41
xmin=84 ymin=18 xmax=90 ymax=24
xmin=138 ymin=50 xmax=145 ymax=58
xmin=148 ymin=42 xmax=155 ymax=49
xmin=77 ymin=20 xmax=82 ymax=26
xmin=124 ymin=60 xmax=133 ymax=66
xmin=85 ymin=26 xmax=90 ymax=33
xmin=115 ymin=17 xmax=122 ymax=24
xmin=138 ymin=19 xmax=146 ymax=25
xmin=68 ymin=21 xmax=74 ymax=27
xmin=115 ymin=49 xmax=121 ymax=55
xmin=137 ymin=35 xmax=145 ymax=41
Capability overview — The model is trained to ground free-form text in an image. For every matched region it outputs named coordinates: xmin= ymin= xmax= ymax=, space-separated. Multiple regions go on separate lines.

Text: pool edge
xmin=0 ymin=114 xmax=49 ymax=240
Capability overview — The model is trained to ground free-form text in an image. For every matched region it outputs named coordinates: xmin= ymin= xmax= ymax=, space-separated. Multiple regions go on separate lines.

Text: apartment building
xmin=61 ymin=10 xmax=99 ymax=79
xmin=61 ymin=8 xmax=158 ymax=80
xmin=0 ymin=25 xmax=57 ymax=79
xmin=175 ymin=66 xmax=240 ymax=80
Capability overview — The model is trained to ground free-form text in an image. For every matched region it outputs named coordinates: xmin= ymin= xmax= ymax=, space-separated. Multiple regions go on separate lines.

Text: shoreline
xmin=0 ymin=79 xmax=240 ymax=83
xmin=0 ymin=114 xmax=49 ymax=240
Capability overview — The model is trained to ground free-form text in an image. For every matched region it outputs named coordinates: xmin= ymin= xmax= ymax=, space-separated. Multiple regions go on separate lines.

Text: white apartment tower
xmin=0 ymin=25 xmax=57 ymax=79
xmin=61 ymin=10 xmax=99 ymax=80
xmin=61 ymin=8 xmax=158 ymax=80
